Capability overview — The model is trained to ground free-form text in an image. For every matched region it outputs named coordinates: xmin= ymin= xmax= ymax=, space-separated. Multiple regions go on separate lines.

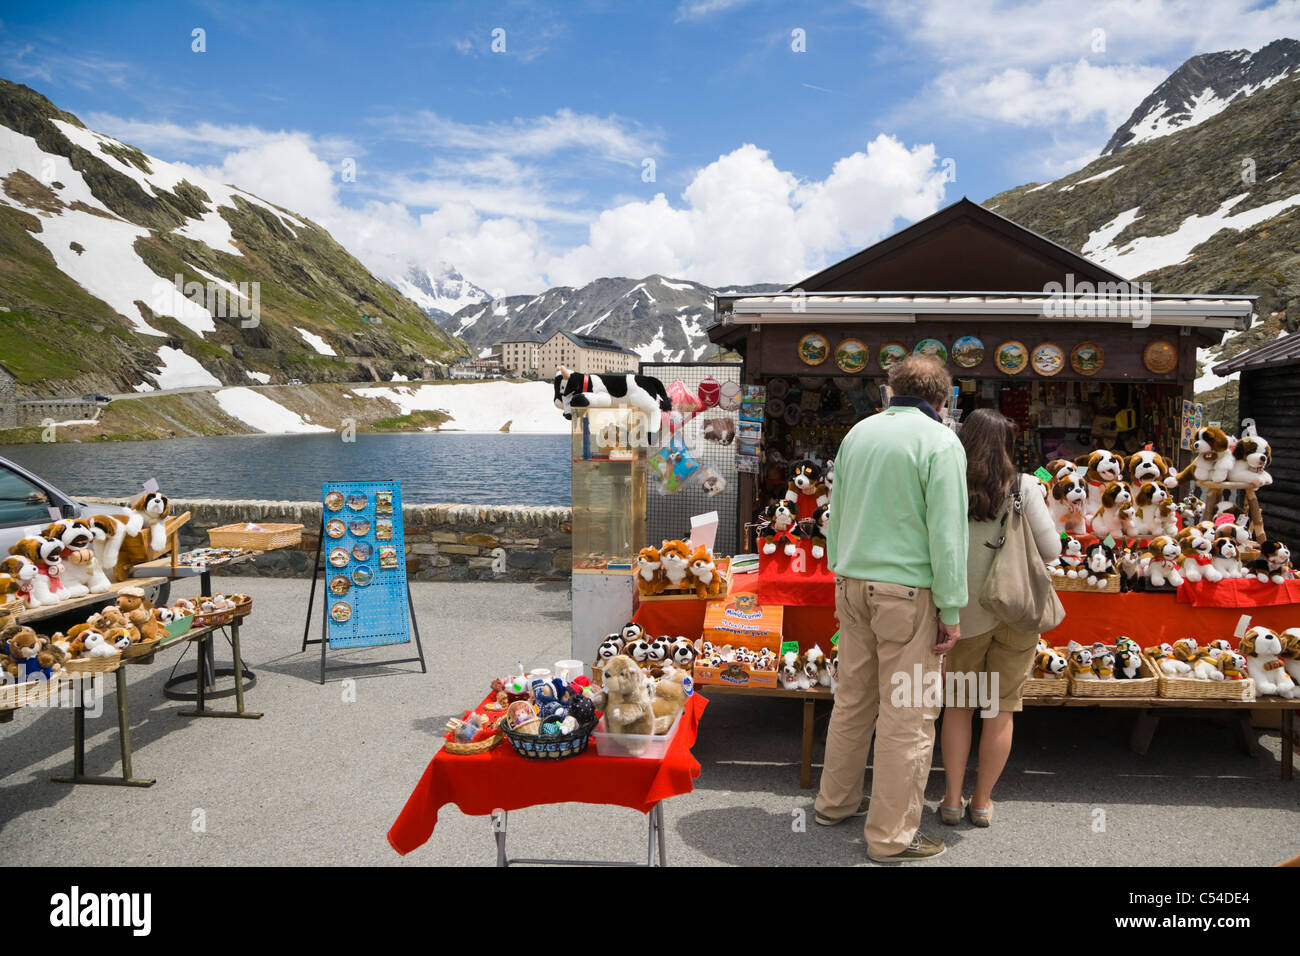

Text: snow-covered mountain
xmin=1102 ymin=38 xmax=1300 ymax=156
xmin=384 ymin=262 xmax=490 ymax=321
xmin=439 ymin=274 xmax=783 ymax=363
xmin=0 ymin=78 xmax=460 ymax=397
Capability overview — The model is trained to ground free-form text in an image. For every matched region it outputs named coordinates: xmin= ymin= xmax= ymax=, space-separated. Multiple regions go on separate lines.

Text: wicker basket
xmin=1051 ymin=573 xmax=1121 ymax=593
xmin=1068 ymin=646 xmax=1159 ymax=697
xmin=1146 ymin=652 xmax=1257 ymax=700
xmin=119 ymin=638 xmax=159 ymax=660
xmin=1023 ymin=672 xmax=1068 ymax=697
xmin=443 ymin=732 xmax=505 ymax=755
xmin=229 ymin=594 xmax=253 ymax=618
xmin=0 ymin=675 xmax=61 ymax=710
xmin=63 ymin=655 xmax=121 ymax=675
xmin=192 ymin=598 xmax=236 ymax=628
xmin=501 ymin=718 xmax=597 ymax=760
xmin=208 ymin=522 xmax=302 ymax=551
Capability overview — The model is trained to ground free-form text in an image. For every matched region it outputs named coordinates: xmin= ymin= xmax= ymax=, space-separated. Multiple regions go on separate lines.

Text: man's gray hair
xmin=887 ymin=354 xmax=952 ymax=409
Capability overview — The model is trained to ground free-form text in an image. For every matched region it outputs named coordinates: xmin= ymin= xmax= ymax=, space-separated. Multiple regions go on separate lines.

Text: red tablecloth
xmin=633 ymin=572 xmax=1300 ymax=650
xmin=756 ymin=540 xmax=834 ymax=607
xmin=387 ymin=693 xmax=707 ymax=856
xmin=1177 ymin=578 xmax=1300 ymax=608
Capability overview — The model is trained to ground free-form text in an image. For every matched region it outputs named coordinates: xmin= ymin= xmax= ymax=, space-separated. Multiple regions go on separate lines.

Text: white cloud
xmin=676 ymin=0 xmax=756 ymax=21
xmin=84 ymin=113 xmax=358 ymax=161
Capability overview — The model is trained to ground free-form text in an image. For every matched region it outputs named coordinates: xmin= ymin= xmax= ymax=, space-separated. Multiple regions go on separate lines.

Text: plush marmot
xmin=651 ymin=668 xmax=691 ymax=734
xmin=601 ymin=655 xmax=655 ymax=736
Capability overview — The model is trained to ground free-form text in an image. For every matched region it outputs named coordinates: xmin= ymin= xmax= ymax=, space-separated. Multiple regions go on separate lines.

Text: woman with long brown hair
xmin=939 ymin=408 xmax=1059 ymax=827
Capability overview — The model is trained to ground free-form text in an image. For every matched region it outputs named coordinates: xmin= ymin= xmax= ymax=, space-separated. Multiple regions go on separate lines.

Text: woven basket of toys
xmin=1067 ymin=647 xmax=1159 ymax=698
xmin=229 ymin=594 xmax=253 ymax=618
xmin=0 ymin=676 xmax=61 ymax=710
xmin=63 ymin=655 xmax=121 ymax=675
xmin=500 ymin=717 xmax=597 ymax=761
xmin=1147 ymin=656 xmax=1256 ymax=701
xmin=191 ymin=598 xmax=237 ymax=629
xmin=1023 ymin=672 xmax=1068 ymax=698
xmin=443 ymin=732 xmax=505 ymax=755
xmin=119 ymin=638 xmax=160 ymax=660
xmin=1051 ymin=575 xmax=1120 ymax=594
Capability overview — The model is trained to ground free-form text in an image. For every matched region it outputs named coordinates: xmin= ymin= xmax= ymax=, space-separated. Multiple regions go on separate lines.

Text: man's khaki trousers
xmin=815 ymin=576 xmax=942 ymax=857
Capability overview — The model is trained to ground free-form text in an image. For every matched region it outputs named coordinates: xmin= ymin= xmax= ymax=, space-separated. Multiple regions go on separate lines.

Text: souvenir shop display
xmin=913 ymin=338 xmax=948 ymax=365
xmin=952 ymin=335 xmax=984 ymax=368
xmin=798 ymin=333 xmax=830 ymax=366
xmin=834 ymin=338 xmax=868 ymax=373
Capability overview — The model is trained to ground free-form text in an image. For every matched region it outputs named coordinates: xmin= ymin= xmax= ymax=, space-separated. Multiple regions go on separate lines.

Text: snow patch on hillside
xmin=214 ymin=387 xmax=331 ymax=433
xmin=1060 ymin=166 xmax=1124 ymax=192
xmin=295 ymin=327 xmax=337 ymax=356
xmin=149 ymin=346 xmax=221 ymax=389
xmin=657 ymin=277 xmax=695 ymax=291
xmin=634 ymin=325 xmax=668 ymax=361
xmin=245 ymin=370 xmax=271 ymax=384
xmin=354 ymin=382 xmax=567 ymax=433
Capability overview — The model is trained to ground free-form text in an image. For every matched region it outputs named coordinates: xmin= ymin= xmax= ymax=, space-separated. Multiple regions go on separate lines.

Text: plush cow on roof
xmin=552 ymin=365 xmax=673 ymax=434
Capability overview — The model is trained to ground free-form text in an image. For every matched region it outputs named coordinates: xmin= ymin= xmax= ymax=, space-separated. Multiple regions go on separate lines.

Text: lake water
xmin=0 ymin=432 xmax=571 ymax=506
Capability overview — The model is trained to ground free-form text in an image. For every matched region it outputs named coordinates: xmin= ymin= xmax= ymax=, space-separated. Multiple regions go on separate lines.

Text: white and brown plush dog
xmin=1176 ymin=527 xmax=1222 ymax=583
xmin=1075 ymin=450 xmax=1126 ymax=513
xmin=1239 ymin=627 xmax=1298 ymax=698
xmin=1247 ymin=540 xmax=1293 ymax=584
xmin=1148 ymin=642 xmax=1192 ymax=676
xmin=779 ymin=650 xmax=810 ymax=690
xmin=1048 ymin=475 xmax=1090 ymax=535
xmin=130 ymin=490 xmax=171 ymax=553
xmin=1050 ymin=534 xmax=1086 ymax=578
xmin=0 ymin=555 xmax=46 ymax=606
xmin=1176 ymin=426 xmax=1234 ymax=485
xmin=1126 ymin=449 xmax=1179 ymax=489
xmin=1145 ymin=536 xmax=1185 ymax=588
xmin=8 ymin=536 xmax=85 ymax=601
xmin=43 ymin=518 xmax=111 ymax=594
xmin=1210 ymin=536 xmax=1244 ymax=579
xmin=1091 ymin=481 xmax=1136 ymax=540
xmin=1279 ymin=628 xmax=1300 ymax=687
xmin=1133 ymin=482 xmax=1177 ymax=537
xmin=1066 ymin=643 xmax=1096 ymax=680
xmin=1227 ymin=419 xmax=1272 ymax=488
xmin=658 ymin=540 xmax=693 ymax=587
xmin=1216 ymin=651 xmax=1248 ymax=680
xmin=668 ymin=637 xmax=697 ymax=670
xmin=1033 ymin=648 xmax=1068 ymax=679
xmin=1046 ymin=458 xmax=1079 ymax=482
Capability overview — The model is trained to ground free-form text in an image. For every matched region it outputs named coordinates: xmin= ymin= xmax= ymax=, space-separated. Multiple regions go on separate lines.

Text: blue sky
xmin=2 ymin=0 xmax=1296 ymax=294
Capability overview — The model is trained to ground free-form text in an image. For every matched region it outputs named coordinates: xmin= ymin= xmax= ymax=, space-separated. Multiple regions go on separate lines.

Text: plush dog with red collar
xmin=759 ymin=500 xmax=802 ymax=556
xmin=0 ymin=555 xmax=44 ymax=606
xmin=784 ymin=458 xmax=828 ymax=509
xmin=8 ymin=536 xmax=86 ymax=601
xmin=1239 ymin=627 xmax=1297 ymax=698
xmin=1176 ymin=527 xmax=1222 ymax=583
xmin=1126 ymin=448 xmax=1179 ymax=489
xmin=809 ymin=504 xmax=830 ymax=560
xmin=1176 ymin=426 xmax=1234 ymax=485
xmin=1148 ymin=642 xmax=1192 ymax=675
xmin=1145 ymin=536 xmax=1185 ymax=588
xmin=1210 ymin=536 xmax=1245 ymax=579
xmin=1247 ymin=540 xmax=1294 ymax=584
xmin=1048 ymin=474 xmax=1089 ymax=535
xmin=1049 ymin=534 xmax=1086 ymax=578
xmin=43 ymin=518 xmax=112 ymax=594
xmin=1074 ymin=449 xmax=1125 ymax=513
xmin=1133 ymin=481 xmax=1178 ymax=538
xmin=1226 ymin=419 xmax=1272 ymax=488
xmin=1090 ymin=481 xmax=1136 ymax=540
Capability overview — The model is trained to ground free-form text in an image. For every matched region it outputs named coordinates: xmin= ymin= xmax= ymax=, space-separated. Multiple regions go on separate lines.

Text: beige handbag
xmin=978 ymin=481 xmax=1065 ymax=634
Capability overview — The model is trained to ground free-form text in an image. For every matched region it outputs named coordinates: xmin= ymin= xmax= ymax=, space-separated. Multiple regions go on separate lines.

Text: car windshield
xmin=0 ymin=465 xmax=53 ymax=528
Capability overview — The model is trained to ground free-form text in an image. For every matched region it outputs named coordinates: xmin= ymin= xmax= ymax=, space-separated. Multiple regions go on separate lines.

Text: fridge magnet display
xmin=379 ymin=547 xmax=399 ymax=570
xmin=352 ymin=541 xmax=372 ymax=561
xmin=330 ymin=601 xmax=352 ymax=623
xmin=878 ymin=342 xmax=907 ymax=370
xmin=376 ymin=491 xmax=393 ymax=515
xmin=913 ymin=338 xmax=948 ymax=365
xmin=326 ymin=518 xmax=346 ymax=538
xmin=346 ymin=494 xmax=367 ymax=511
xmin=766 ymin=377 xmax=789 ymax=399
xmin=352 ymin=566 xmax=374 ymax=586
xmin=719 ymin=380 xmax=742 ymax=410
xmin=996 ymin=340 xmax=1029 ymax=375
xmin=1070 ymin=342 xmax=1105 ymax=375
xmin=835 ymin=338 xmax=869 ymax=373
xmin=1143 ymin=340 xmax=1178 ymax=374
xmin=325 ymin=491 xmax=345 ymax=512
xmin=329 ymin=547 xmax=350 ymax=568
xmin=376 ymin=520 xmax=394 ymax=541
xmin=329 ymin=574 xmax=351 ymax=596
xmin=798 ymin=332 xmax=830 ymax=366
xmin=952 ymin=335 xmax=984 ymax=368
xmin=1031 ymin=343 xmax=1065 ymax=376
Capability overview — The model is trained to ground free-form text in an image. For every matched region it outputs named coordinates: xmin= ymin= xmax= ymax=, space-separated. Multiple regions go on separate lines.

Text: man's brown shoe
xmin=868 ymin=832 xmax=947 ymax=862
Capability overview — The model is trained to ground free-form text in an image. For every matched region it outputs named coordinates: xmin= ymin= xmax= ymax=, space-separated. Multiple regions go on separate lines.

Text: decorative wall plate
xmin=1070 ymin=342 xmax=1104 ymax=375
xmin=352 ymin=542 xmax=373 ymax=561
xmin=328 ymin=547 xmax=350 ymax=568
xmin=952 ymin=335 xmax=985 ymax=368
xmin=913 ymin=338 xmax=948 ymax=365
xmin=349 ymin=519 xmax=370 ymax=537
xmin=346 ymin=494 xmax=367 ymax=511
xmin=324 ymin=491 xmax=345 ymax=512
xmin=766 ymin=377 xmax=789 ymax=399
xmin=1143 ymin=339 xmax=1178 ymax=374
xmin=878 ymin=342 xmax=907 ymax=370
xmin=1031 ymin=343 xmax=1065 ymax=376
xmin=352 ymin=566 xmax=374 ymax=586
xmin=325 ymin=518 xmax=346 ymax=538
xmin=835 ymin=338 xmax=869 ymax=373
xmin=330 ymin=601 xmax=352 ymax=623
xmin=798 ymin=332 xmax=830 ymax=366
xmin=718 ymin=380 xmax=742 ymax=410
xmin=995 ymin=341 xmax=1029 ymax=375
xmin=329 ymin=574 xmax=351 ymax=596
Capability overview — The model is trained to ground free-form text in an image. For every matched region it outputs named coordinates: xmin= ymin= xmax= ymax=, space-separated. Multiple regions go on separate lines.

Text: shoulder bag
xmin=977 ymin=479 xmax=1066 ymax=634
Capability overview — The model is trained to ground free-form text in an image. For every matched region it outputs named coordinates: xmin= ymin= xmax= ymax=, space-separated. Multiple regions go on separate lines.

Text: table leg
xmin=1234 ymin=712 xmax=1260 ymax=758
xmin=53 ymin=670 xmax=154 ymax=787
xmin=1129 ymin=709 xmax=1159 ymax=755
xmin=655 ymin=802 xmax=667 ymax=867
xmin=1283 ymin=709 xmax=1294 ymax=782
xmin=801 ymin=698 xmax=815 ymax=789
xmin=493 ymin=811 xmax=507 ymax=867
xmin=646 ymin=803 xmax=657 ymax=865
xmin=180 ymin=624 xmax=263 ymax=719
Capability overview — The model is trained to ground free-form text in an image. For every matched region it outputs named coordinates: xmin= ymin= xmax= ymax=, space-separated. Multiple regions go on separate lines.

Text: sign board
xmin=321 ymin=480 xmax=410 ymax=649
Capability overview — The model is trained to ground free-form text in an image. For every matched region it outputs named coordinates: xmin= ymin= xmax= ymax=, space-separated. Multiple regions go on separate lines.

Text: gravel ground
xmin=1 ymin=575 xmax=1296 ymax=867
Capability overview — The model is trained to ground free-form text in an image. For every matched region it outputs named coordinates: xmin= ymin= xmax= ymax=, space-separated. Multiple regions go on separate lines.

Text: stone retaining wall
xmin=82 ymin=498 xmax=572 ymax=582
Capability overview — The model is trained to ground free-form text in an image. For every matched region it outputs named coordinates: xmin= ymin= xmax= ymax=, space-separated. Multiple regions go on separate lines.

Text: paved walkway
xmin=1 ymin=576 xmax=1295 ymax=866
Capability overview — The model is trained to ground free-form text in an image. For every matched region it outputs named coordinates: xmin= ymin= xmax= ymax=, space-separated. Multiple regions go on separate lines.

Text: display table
xmin=388 ymin=693 xmax=707 ymax=865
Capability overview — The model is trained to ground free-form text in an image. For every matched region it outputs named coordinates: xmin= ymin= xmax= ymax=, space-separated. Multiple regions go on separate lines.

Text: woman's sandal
xmin=967 ymin=800 xmax=993 ymax=828
xmin=939 ymin=799 xmax=967 ymax=826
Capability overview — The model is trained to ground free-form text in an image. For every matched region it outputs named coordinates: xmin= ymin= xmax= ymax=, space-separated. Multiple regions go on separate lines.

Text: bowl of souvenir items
xmin=191 ymin=594 xmax=237 ymax=628
xmin=459 ymin=669 xmax=604 ymax=761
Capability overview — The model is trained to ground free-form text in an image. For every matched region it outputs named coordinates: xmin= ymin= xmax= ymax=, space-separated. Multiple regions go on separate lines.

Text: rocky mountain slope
xmin=986 ymin=67 xmax=1299 ymax=388
xmin=441 ymin=274 xmax=783 ymax=363
xmin=1103 ymin=38 xmax=1300 ymax=156
xmin=0 ymin=79 xmax=464 ymax=398
xmin=383 ymin=261 xmax=490 ymax=322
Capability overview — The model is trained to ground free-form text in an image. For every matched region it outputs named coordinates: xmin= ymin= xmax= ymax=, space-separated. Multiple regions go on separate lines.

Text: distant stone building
xmin=537 ymin=331 xmax=639 ymax=380
xmin=496 ymin=336 xmax=543 ymax=377
xmin=0 ymin=364 xmax=16 ymax=430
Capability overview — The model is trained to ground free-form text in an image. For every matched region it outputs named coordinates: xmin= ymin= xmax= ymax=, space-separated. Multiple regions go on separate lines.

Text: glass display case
xmin=570 ymin=407 xmax=646 ymax=568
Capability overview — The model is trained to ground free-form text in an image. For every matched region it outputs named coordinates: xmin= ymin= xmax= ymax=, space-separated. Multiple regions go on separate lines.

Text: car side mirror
xmin=60 ymin=502 xmax=77 ymax=518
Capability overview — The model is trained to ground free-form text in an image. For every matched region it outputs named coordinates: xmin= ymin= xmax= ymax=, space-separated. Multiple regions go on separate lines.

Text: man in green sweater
xmin=813 ymin=355 xmax=969 ymax=862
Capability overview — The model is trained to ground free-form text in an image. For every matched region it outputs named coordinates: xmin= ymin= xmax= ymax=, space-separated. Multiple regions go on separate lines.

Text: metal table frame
xmin=491 ymin=802 xmax=667 ymax=867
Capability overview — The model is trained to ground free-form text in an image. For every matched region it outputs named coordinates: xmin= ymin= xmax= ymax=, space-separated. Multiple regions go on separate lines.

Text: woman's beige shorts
xmin=944 ymin=625 xmax=1039 ymax=714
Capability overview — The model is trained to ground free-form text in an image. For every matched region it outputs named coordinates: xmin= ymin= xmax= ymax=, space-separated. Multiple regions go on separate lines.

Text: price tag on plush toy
xmin=830 ymin=630 xmax=839 ymax=647
xmin=780 ymin=640 xmax=799 ymax=657
xmin=142 ymin=477 xmax=160 ymax=493
xmin=1234 ymin=615 xmax=1252 ymax=639
xmin=1034 ymin=467 xmax=1051 ymax=482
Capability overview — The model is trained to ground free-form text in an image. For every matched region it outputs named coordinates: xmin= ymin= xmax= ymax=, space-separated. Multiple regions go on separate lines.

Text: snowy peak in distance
xmin=440 ymin=273 xmax=783 ymax=364
xmin=1102 ymin=37 xmax=1300 ymax=156
xmin=386 ymin=262 xmax=490 ymax=320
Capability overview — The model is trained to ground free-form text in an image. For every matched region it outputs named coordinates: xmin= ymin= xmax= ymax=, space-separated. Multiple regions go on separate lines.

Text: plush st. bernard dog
xmin=42 ymin=518 xmax=112 ymax=594
xmin=1126 ymin=449 xmax=1179 ymax=488
xmin=1227 ymin=420 xmax=1273 ymax=487
xmin=1090 ymin=481 xmax=1135 ymax=540
xmin=1145 ymin=536 xmax=1184 ymax=588
xmin=1239 ymin=627 xmax=1297 ymax=698
xmin=1074 ymin=450 xmax=1125 ymax=513
xmin=1133 ymin=481 xmax=1177 ymax=537
xmin=1210 ymin=536 xmax=1244 ymax=579
xmin=9 ymin=536 xmax=86 ymax=601
xmin=1247 ymin=539 xmax=1293 ymax=584
xmin=1175 ymin=426 xmax=1234 ymax=485
xmin=130 ymin=491 xmax=172 ymax=553
xmin=1176 ymin=527 xmax=1222 ymax=583
xmin=1048 ymin=474 xmax=1089 ymax=535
